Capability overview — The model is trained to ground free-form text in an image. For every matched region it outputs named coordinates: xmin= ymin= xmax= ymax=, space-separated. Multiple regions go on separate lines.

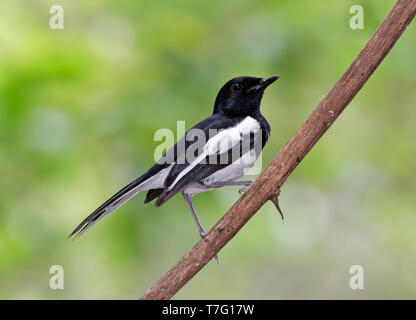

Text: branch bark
xmin=140 ymin=0 xmax=416 ymax=300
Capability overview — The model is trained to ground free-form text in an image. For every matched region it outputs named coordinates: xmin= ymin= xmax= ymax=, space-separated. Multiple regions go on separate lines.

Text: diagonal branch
xmin=139 ymin=0 xmax=416 ymax=300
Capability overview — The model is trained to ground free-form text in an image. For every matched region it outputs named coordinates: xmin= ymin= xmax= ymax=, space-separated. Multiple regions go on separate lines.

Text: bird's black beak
xmin=250 ymin=75 xmax=280 ymax=92
xmin=259 ymin=75 xmax=280 ymax=89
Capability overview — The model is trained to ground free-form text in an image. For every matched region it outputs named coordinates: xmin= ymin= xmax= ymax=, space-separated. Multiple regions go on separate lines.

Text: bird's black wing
xmin=155 ymin=115 xmax=260 ymax=206
xmin=155 ymin=157 xmax=229 ymax=207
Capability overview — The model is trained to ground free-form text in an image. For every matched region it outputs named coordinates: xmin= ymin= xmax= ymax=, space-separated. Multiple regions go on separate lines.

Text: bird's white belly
xmin=203 ymin=150 xmax=257 ymax=184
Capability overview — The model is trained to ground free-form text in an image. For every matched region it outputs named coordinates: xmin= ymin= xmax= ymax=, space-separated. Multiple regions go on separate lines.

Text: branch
xmin=139 ymin=0 xmax=416 ymax=300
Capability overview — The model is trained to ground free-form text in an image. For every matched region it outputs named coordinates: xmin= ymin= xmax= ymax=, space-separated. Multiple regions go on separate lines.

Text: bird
xmin=69 ymin=75 xmax=279 ymax=261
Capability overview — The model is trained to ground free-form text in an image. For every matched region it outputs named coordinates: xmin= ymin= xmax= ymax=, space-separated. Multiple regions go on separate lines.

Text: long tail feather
xmin=69 ymin=176 xmax=147 ymax=239
xmin=69 ymin=163 xmax=172 ymax=239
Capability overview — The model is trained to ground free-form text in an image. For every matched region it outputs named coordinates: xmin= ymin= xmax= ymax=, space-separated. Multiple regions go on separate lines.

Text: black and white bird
xmin=69 ymin=75 xmax=279 ymax=256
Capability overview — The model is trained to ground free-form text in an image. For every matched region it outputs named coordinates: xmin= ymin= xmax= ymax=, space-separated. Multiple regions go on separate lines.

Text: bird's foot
xmin=199 ymin=231 xmax=220 ymax=264
xmin=239 ymin=184 xmax=252 ymax=195
xmin=214 ymin=254 xmax=220 ymax=264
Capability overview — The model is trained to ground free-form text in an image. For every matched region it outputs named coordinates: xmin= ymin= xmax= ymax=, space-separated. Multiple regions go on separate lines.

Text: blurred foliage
xmin=0 ymin=0 xmax=415 ymax=299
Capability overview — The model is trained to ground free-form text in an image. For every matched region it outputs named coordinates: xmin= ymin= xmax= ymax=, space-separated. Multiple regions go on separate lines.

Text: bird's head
xmin=213 ymin=75 xmax=279 ymax=116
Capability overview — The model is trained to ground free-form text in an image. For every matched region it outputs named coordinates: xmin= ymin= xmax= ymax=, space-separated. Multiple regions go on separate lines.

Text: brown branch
xmin=139 ymin=0 xmax=416 ymax=300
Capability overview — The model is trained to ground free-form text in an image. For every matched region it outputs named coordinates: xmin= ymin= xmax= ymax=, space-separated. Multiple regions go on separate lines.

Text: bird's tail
xmin=69 ymin=175 xmax=148 ymax=239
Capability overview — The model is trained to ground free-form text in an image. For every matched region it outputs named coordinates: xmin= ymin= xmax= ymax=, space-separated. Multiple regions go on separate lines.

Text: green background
xmin=0 ymin=0 xmax=415 ymax=299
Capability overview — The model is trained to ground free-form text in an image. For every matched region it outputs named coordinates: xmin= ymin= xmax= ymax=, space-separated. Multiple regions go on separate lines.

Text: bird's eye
xmin=232 ymin=83 xmax=241 ymax=91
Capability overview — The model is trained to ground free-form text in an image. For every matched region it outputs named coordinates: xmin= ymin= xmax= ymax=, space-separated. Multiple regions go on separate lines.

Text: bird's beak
xmin=259 ymin=75 xmax=280 ymax=89
xmin=250 ymin=75 xmax=280 ymax=92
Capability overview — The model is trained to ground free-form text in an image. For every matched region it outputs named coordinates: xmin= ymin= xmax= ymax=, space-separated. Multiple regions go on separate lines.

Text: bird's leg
xmin=183 ymin=192 xmax=207 ymax=237
xmin=182 ymin=192 xmax=220 ymax=264
xmin=202 ymin=180 xmax=253 ymax=195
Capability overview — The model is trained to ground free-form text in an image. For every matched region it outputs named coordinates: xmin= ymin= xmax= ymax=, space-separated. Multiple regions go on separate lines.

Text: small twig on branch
xmin=139 ymin=0 xmax=416 ymax=300
xmin=269 ymin=187 xmax=284 ymax=219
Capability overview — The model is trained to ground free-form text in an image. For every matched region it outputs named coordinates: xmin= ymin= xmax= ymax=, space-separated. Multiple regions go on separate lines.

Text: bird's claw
xmin=199 ymin=231 xmax=220 ymax=264
xmin=214 ymin=254 xmax=220 ymax=264
xmin=238 ymin=184 xmax=252 ymax=195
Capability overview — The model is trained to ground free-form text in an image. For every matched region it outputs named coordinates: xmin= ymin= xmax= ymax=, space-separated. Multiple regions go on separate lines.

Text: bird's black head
xmin=213 ymin=75 xmax=279 ymax=116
